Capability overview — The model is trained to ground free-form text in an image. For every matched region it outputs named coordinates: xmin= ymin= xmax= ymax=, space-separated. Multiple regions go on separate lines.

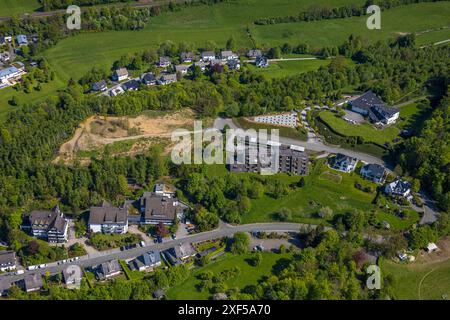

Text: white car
xmin=15 ymin=270 xmax=24 ymax=275
xmin=39 ymin=264 xmax=47 ymax=268
xmin=27 ymin=265 xmax=37 ymax=271
xmin=140 ymin=241 xmax=146 ymax=247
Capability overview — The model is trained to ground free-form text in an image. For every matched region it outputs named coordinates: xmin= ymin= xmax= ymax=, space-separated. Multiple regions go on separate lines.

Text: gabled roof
xmin=0 ymin=278 xmax=11 ymax=292
xmin=89 ymin=202 xmax=128 ymax=225
xmin=24 ymin=274 xmax=43 ymax=291
xmin=141 ymin=193 xmax=178 ymax=222
xmin=141 ymin=72 xmax=156 ymax=83
xmin=201 ymin=51 xmax=215 ymax=57
xmin=114 ymin=68 xmax=128 ymax=77
xmin=180 ymin=52 xmax=195 ymax=61
xmin=387 ymin=179 xmax=411 ymax=194
xmin=361 ymin=163 xmax=386 ymax=179
xmin=121 ymin=79 xmax=140 ymax=91
xmin=29 ymin=206 xmax=67 ymax=233
xmin=100 ymin=259 xmax=121 ymax=276
xmin=0 ymin=250 xmax=15 ymax=266
xmin=351 ymin=91 xmax=385 ymax=111
xmin=334 ymin=153 xmax=357 ymax=165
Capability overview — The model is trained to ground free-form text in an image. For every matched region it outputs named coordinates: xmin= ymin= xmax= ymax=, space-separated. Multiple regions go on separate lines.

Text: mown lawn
xmin=318 ymin=110 xmax=400 ymax=145
xmin=245 ymin=59 xmax=330 ymax=79
xmin=376 ymin=210 xmax=420 ymax=231
xmin=241 ymin=159 xmax=378 ymax=224
xmin=382 ymin=258 xmax=450 ymax=300
xmin=0 ymin=0 xmax=41 ymax=16
xmin=166 ymin=251 xmax=293 ymax=300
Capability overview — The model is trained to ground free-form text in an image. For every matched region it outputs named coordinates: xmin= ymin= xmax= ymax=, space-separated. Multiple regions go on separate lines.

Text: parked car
xmin=15 ymin=270 xmax=24 ymax=275
xmin=171 ymin=234 xmax=176 ymax=239
xmin=27 ymin=265 xmax=37 ymax=271
xmin=140 ymin=241 xmax=145 ymax=247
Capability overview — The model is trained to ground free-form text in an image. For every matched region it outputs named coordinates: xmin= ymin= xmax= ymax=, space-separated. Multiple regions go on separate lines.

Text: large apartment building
xmin=27 ymin=206 xmax=68 ymax=243
xmin=229 ymin=142 xmax=309 ymax=175
xmin=88 ymin=201 xmax=128 ymax=234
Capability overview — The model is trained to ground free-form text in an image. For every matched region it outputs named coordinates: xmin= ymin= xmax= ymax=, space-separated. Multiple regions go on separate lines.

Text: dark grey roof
xmin=153 ymin=289 xmax=165 ymax=299
xmin=130 ymin=251 xmax=161 ymax=270
xmin=201 ymin=51 xmax=215 ymax=57
xmin=351 ymin=91 xmax=385 ymax=111
xmin=362 ymin=163 xmax=386 ymax=179
xmin=29 ymin=206 xmax=67 ymax=233
xmin=227 ymin=59 xmax=240 ymax=69
xmin=369 ymin=105 xmax=399 ymax=123
xmin=121 ymin=79 xmax=140 ymax=91
xmin=0 ymin=250 xmax=16 ymax=267
xmin=93 ymin=80 xmax=107 ymax=89
xmin=24 ymin=274 xmax=43 ymax=291
xmin=141 ymin=72 xmax=156 ymax=83
xmin=141 ymin=193 xmax=178 ymax=222
xmin=180 ymin=52 xmax=195 ymax=61
xmin=0 ymin=278 xmax=11 ymax=292
xmin=100 ymin=259 xmax=121 ymax=276
xmin=389 ymin=179 xmax=411 ymax=194
xmin=335 ymin=153 xmax=357 ymax=164
xmin=89 ymin=202 xmax=128 ymax=225
xmin=247 ymin=49 xmax=262 ymax=57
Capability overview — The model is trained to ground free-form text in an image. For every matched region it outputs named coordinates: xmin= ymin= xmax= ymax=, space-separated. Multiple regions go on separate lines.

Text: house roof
xmin=201 ymin=51 xmax=215 ymax=57
xmin=221 ymin=50 xmax=236 ymax=57
xmin=141 ymin=72 xmax=156 ymax=83
xmin=141 ymin=193 xmax=178 ymax=222
xmin=93 ymin=80 xmax=107 ymax=88
xmin=362 ymin=163 xmax=386 ymax=179
xmin=62 ymin=267 xmax=83 ymax=283
xmin=159 ymin=56 xmax=171 ymax=64
xmin=130 ymin=251 xmax=161 ymax=270
xmin=175 ymin=64 xmax=190 ymax=72
xmin=351 ymin=91 xmax=385 ymax=111
xmin=114 ymin=68 xmax=128 ymax=77
xmin=160 ymin=73 xmax=177 ymax=82
xmin=0 ymin=250 xmax=15 ymax=266
xmin=0 ymin=278 xmax=11 ymax=292
xmin=24 ymin=274 xmax=43 ymax=291
xmin=89 ymin=201 xmax=127 ymax=225
xmin=247 ymin=49 xmax=262 ymax=57
xmin=334 ymin=153 xmax=357 ymax=166
xmin=100 ymin=259 xmax=121 ymax=276
xmin=180 ymin=52 xmax=195 ymax=60
xmin=0 ymin=66 xmax=20 ymax=79
xmin=369 ymin=105 xmax=399 ymax=123
xmin=121 ymin=79 xmax=140 ymax=91
xmin=388 ymin=179 xmax=411 ymax=194
xmin=29 ymin=206 xmax=67 ymax=233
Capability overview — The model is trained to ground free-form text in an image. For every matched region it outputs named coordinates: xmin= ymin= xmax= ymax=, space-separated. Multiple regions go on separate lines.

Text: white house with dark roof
xmin=27 ymin=206 xmax=68 ymax=243
xmin=360 ymin=163 xmax=387 ymax=184
xmin=175 ymin=64 xmax=190 ymax=75
xmin=180 ymin=52 xmax=196 ymax=63
xmin=0 ymin=250 xmax=16 ymax=272
xmin=92 ymin=80 xmax=107 ymax=92
xmin=247 ymin=49 xmax=262 ymax=58
xmin=349 ymin=91 xmax=399 ymax=125
xmin=128 ymin=250 xmax=161 ymax=271
xmin=201 ymin=51 xmax=216 ymax=61
xmin=220 ymin=50 xmax=238 ymax=61
xmin=255 ymin=56 xmax=269 ymax=68
xmin=141 ymin=72 xmax=156 ymax=85
xmin=385 ymin=179 xmax=412 ymax=199
xmin=23 ymin=274 xmax=43 ymax=293
xmin=158 ymin=56 xmax=171 ymax=68
xmin=112 ymin=68 xmax=128 ymax=82
xmin=88 ymin=201 xmax=128 ymax=234
xmin=330 ymin=153 xmax=358 ymax=172
xmin=96 ymin=259 xmax=122 ymax=280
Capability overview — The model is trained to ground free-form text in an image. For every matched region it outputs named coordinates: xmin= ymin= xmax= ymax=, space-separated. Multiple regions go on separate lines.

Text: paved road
xmin=213 ymin=117 xmax=388 ymax=167
xmin=0 ymin=222 xmax=317 ymax=285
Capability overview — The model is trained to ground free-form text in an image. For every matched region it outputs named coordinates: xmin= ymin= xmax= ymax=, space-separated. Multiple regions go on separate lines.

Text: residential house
xmin=62 ymin=267 xmax=83 ymax=286
xmin=0 ymin=37 xmax=5 ymax=45
xmin=16 ymin=35 xmax=28 ymax=46
xmin=0 ymin=66 xmax=22 ymax=83
xmin=255 ymin=56 xmax=269 ymax=68
xmin=330 ymin=153 xmax=358 ymax=172
xmin=141 ymin=72 xmax=156 ymax=86
xmin=0 ymin=250 xmax=16 ymax=272
xmin=229 ymin=143 xmax=309 ymax=176
xmin=180 ymin=52 xmax=196 ymax=63
xmin=220 ymin=50 xmax=238 ymax=61
xmin=158 ymin=56 xmax=171 ymax=68
xmin=157 ymin=73 xmax=177 ymax=85
xmin=175 ymin=64 xmax=190 ymax=75
xmin=139 ymin=191 xmax=186 ymax=225
xmin=360 ymin=163 xmax=387 ymax=184
xmin=27 ymin=206 xmax=68 ymax=243
xmin=193 ymin=61 xmax=207 ymax=72
xmin=96 ymin=260 xmax=122 ymax=280
xmin=112 ymin=68 xmax=128 ymax=82
xmin=92 ymin=80 xmax=107 ymax=92
xmin=0 ymin=278 xmax=11 ymax=296
xmin=247 ymin=49 xmax=262 ymax=58
xmin=88 ymin=201 xmax=128 ymax=234
xmin=3 ymin=35 xmax=12 ymax=43
xmin=121 ymin=79 xmax=140 ymax=91
xmin=128 ymin=251 xmax=161 ymax=271
xmin=23 ymin=274 xmax=43 ymax=293
xmin=0 ymin=51 xmax=10 ymax=62
xmin=109 ymin=86 xmax=125 ymax=97
xmin=201 ymin=51 xmax=216 ymax=61
xmin=385 ymin=179 xmax=412 ymax=199
xmin=349 ymin=91 xmax=399 ymax=125
xmin=227 ymin=59 xmax=240 ymax=70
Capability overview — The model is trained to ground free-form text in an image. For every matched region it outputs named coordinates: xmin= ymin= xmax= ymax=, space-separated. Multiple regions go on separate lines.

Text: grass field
xmin=246 ymin=59 xmax=330 ymax=79
xmin=318 ymin=110 xmax=400 ymax=145
xmin=0 ymin=0 xmax=41 ymax=16
xmin=382 ymin=258 xmax=450 ymax=300
xmin=376 ymin=210 xmax=420 ymax=231
xmin=241 ymin=159 xmax=378 ymax=224
xmin=166 ymin=251 xmax=292 ymax=300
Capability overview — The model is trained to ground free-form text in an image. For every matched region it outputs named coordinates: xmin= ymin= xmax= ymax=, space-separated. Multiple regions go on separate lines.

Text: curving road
xmin=213 ymin=117 xmax=388 ymax=167
xmin=0 ymin=222 xmax=320 ymax=285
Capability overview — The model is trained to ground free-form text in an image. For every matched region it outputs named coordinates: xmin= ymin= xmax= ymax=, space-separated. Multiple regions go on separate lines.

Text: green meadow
xmin=166 ymin=251 xmax=293 ymax=300
xmin=241 ymin=159 xmax=378 ymax=224
xmin=382 ymin=258 xmax=450 ymax=300
xmin=0 ymin=0 xmax=41 ymax=16
xmin=246 ymin=59 xmax=330 ymax=79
